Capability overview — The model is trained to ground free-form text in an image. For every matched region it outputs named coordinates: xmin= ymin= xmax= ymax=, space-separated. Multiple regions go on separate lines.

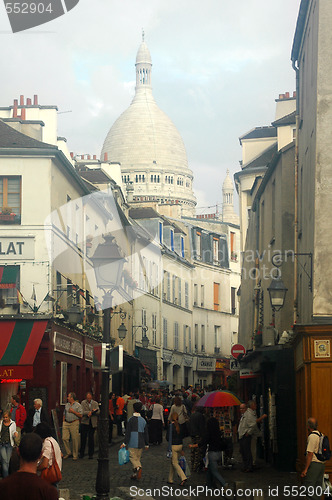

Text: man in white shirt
xmin=301 ymin=417 xmax=325 ymax=500
xmin=238 ymin=401 xmax=266 ymax=472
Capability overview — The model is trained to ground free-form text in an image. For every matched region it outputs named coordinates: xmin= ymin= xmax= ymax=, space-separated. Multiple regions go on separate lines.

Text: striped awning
xmin=0 ymin=266 xmax=18 ymax=289
xmin=0 ymin=320 xmax=48 ymax=366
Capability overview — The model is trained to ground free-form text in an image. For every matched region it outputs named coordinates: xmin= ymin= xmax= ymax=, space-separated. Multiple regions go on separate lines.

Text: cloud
xmin=0 ymin=0 xmax=301 ymax=212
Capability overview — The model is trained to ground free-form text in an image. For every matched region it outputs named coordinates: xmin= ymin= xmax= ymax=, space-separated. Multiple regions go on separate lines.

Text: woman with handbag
xmin=166 ymin=412 xmax=187 ymax=486
xmin=35 ymin=422 xmax=62 ymax=489
xmin=168 ymin=396 xmax=189 ymax=439
xmin=0 ymin=410 xmax=18 ymax=477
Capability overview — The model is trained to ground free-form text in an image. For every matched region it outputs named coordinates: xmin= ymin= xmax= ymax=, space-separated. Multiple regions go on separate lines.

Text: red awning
xmin=0 ymin=320 xmax=48 ymax=378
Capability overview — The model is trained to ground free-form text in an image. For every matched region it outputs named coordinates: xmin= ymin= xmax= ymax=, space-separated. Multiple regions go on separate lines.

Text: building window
xmin=167 ymin=272 xmax=171 ymax=301
xmin=163 ymin=318 xmax=168 ymax=348
xmin=152 ymin=314 xmax=157 ymax=345
xmin=188 ymin=326 xmax=192 ymax=353
xmin=159 ymin=222 xmax=163 ymax=244
xmin=172 ymin=275 xmax=176 ymax=304
xmin=231 ymin=287 xmax=236 ymax=315
xmin=214 ymin=325 xmax=220 ymax=348
xmin=185 ymin=282 xmax=189 ymax=309
xmin=213 ymin=238 xmax=219 ymax=265
xmin=194 ymin=324 xmax=199 ymax=352
xmin=0 ymin=176 xmax=21 ymax=224
xmin=194 ymin=284 xmax=198 ymax=306
xmin=201 ymin=325 xmax=205 ymax=352
xmin=230 ymin=232 xmax=237 ymax=261
xmin=213 ymin=282 xmax=220 ymax=311
xmin=142 ymin=308 xmax=147 ymax=327
xmin=183 ymin=325 xmax=187 ymax=352
xmin=178 ymin=278 xmax=182 ymax=306
xmin=170 ymin=230 xmax=174 ymax=251
xmin=201 ymin=285 xmax=204 ymax=307
xmin=174 ymin=322 xmax=179 ymax=350
xmin=196 ymin=232 xmax=202 ymax=260
xmin=181 ymin=236 xmax=185 ymax=258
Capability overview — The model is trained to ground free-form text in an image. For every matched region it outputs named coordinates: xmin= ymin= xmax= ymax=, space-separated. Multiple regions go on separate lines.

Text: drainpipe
xmin=292 ymin=59 xmax=300 ymax=325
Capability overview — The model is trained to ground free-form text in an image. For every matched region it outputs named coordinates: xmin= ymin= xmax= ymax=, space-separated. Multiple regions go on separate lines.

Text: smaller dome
xmin=136 ymin=41 xmax=152 ymax=64
xmin=223 ymin=169 xmax=234 ymax=190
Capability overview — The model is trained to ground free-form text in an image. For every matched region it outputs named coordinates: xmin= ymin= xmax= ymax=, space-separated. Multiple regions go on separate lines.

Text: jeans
xmin=0 ymin=443 xmax=13 ymax=478
xmin=206 ymin=451 xmax=226 ymax=488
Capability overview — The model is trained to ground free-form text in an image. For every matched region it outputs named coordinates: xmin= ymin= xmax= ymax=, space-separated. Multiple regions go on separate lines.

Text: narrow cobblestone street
xmin=60 ymin=433 xmax=299 ymax=500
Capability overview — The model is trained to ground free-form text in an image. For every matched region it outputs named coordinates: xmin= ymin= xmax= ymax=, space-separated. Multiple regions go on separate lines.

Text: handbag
xmin=40 ymin=440 xmax=62 ymax=484
xmin=118 ymin=447 xmax=130 ymax=465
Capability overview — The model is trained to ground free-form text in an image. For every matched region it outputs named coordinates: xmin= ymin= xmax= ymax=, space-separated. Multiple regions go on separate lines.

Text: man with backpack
xmin=301 ymin=417 xmax=330 ymax=500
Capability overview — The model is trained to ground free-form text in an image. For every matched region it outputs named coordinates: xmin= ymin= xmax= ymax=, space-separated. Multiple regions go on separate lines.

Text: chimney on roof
xmin=13 ymin=99 xmax=18 ymax=118
xmin=33 ymin=95 xmax=38 ymax=105
xmin=285 ymin=92 xmax=290 ymax=98
xmin=21 ymin=107 xmax=26 ymax=120
xmin=93 ymin=155 xmax=96 ymax=160
xmin=104 ymin=152 xmax=108 ymax=162
xmin=88 ymin=155 xmax=91 ymax=160
xmin=20 ymin=95 xmax=24 ymax=106
xmin=27 ymin=98 xmax=32 ymax=105
xmin=279 ymin=94 xmax=284 ymax=100
xmin=293 ymin=91 xmax=296 ymax=98
xmin=70 ymin=152 xmax=74 ymax=159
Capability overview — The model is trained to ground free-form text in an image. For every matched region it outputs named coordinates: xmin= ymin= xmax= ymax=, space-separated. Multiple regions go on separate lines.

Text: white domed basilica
xmin=101 ymin=35 xmax=197 ymax=217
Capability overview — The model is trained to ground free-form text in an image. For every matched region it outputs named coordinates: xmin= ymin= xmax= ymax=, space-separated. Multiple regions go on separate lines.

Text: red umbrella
xmin=196 ymin=390 xmax=242 ymax=407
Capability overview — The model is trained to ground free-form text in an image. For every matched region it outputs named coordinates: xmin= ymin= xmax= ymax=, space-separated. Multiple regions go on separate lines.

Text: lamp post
xmin=132 ymin=325 xmax=149 ymax=352
xmin=91 ymin=234 xmax=126 ymax=500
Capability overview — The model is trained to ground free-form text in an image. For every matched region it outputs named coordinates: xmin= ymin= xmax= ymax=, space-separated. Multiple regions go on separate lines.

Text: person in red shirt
xmin=115 ymin=394 xmax=125 ymax=437
xmin=10 ymin=395 xmax=26 ymax=444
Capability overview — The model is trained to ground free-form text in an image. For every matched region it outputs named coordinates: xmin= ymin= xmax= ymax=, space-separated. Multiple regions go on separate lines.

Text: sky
xmin=0 ymin=0 xmax=301 ymax=213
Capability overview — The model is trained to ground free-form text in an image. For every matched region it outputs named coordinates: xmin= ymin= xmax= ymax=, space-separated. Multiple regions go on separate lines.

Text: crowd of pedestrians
xmin=0 ymin=386 xmax=326 ymax=499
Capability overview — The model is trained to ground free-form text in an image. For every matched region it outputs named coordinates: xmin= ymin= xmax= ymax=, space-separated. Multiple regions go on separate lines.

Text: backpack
xmin=312 ymin=431 xmax=331 ymax=462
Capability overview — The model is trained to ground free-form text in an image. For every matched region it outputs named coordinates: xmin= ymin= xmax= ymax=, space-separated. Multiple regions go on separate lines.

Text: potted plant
xmin=0 ymin=206 xmax=15 ymax=221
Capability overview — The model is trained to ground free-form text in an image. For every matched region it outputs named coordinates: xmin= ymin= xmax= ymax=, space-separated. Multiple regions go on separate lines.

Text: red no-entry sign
xmin=231 ymin=344 xmax=246 ymax=359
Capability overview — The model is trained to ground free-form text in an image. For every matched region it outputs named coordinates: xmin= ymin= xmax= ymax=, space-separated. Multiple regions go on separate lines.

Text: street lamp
xmin=267 ymin=276 xmax=288 ymax=312
xmin=132 ymin=325 xmax=149 ymax=351
xmin=66 ymin=304 xmax=83 ymax=324
xmin=117 ymin=322 xmax=127 ymax=341
xmin=91 ymin=234 xmax=126 ymax=500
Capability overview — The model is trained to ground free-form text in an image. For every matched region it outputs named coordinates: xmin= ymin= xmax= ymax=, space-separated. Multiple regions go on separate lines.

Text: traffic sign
xmin=230 ymin=359 xmax=240 ymax=371
xmin=231 ymin=344 xmax=246 ymax=359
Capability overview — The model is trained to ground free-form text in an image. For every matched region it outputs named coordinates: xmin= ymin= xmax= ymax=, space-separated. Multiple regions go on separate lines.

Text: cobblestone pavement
xmin=60 ymin=432 xmax=299 ymax=500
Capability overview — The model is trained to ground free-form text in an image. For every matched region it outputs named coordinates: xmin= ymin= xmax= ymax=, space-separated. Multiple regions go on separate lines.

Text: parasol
xmin=196 ymin=390 xmax=242 ymax=407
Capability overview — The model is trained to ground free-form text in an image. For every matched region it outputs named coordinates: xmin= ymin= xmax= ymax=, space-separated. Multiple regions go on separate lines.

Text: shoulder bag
xmin=41 ymin=440 xmax=62 ymax=484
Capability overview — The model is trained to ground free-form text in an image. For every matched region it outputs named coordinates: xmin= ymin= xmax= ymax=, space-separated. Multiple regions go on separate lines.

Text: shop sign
xmin=183 ymin=355 xmax=193 ymax=367
xmin=314 ymin=340 xmax=331 ymax=358
xmin=162 ymin=349 xmax=173 ymax=363
xmin=85 ymin=345 xmax=93 ymax=363
xmin=0 ymin=365 xmax=33 ymax=379
xmin=54 ymin=332 xmax=83 ymax=359
xmin=0 ymin=236 xmax=35 ymax=260
xmin=196 ymin=357 xmax=216 ymax=372
xmin=216 ymin=359 xmax=226 ymax=371
xmin=240 ymin=369 xmax=257 ymax=379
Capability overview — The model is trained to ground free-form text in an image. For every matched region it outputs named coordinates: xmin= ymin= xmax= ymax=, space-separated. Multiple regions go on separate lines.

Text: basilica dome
xmin=101 ymin=37 xmax=196 ymax=216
